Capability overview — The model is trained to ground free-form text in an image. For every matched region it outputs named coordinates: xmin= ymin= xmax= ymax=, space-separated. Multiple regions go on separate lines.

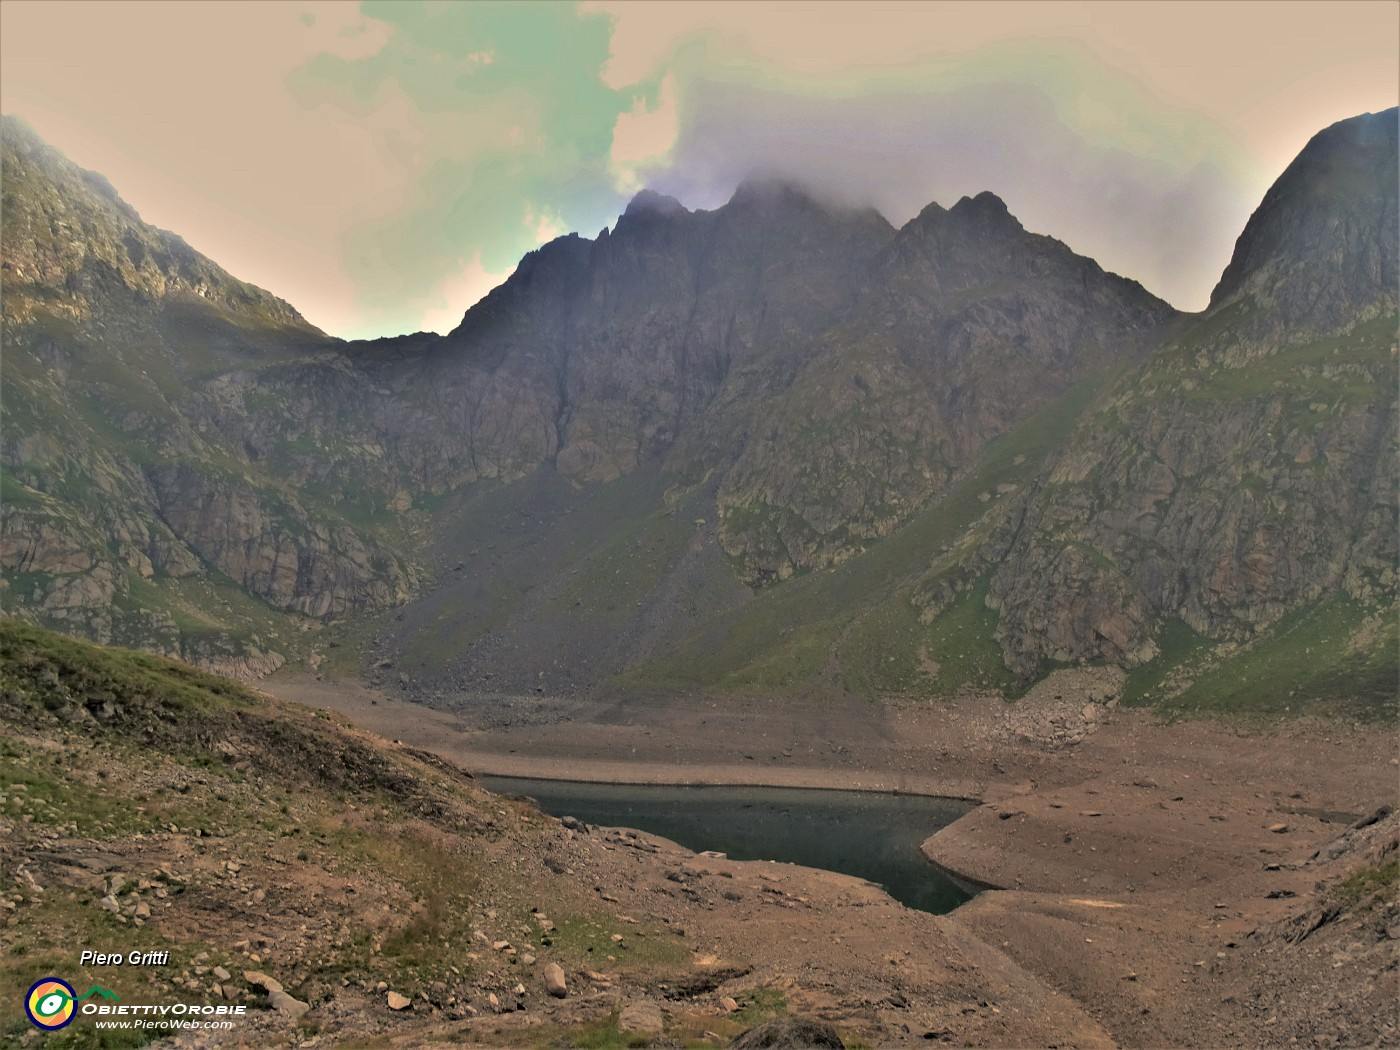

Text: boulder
xmin=730 ymin=1017 xmax=847 ymax=1048
xmin=268 ymin=989 xmax=309 ymax=1020
xmin=619 ymin=1000 xmax=665 ymax=1034
xmin=243 ymin=970 xmax=283 ymax=995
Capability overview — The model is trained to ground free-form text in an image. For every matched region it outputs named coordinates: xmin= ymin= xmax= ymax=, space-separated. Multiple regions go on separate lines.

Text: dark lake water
xmin=480 ymin=777 xmax=976 ymax=915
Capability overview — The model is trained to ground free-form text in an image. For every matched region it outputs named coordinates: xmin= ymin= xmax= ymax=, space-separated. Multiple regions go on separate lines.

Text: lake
xmin=480 ymin=777 xmax=976 ymax=915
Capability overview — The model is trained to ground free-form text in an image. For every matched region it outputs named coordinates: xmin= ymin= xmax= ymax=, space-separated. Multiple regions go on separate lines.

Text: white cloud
xmin=525 ymin=206 xmax=567 ymax=244
xmin=609 ymin=72 xmax=680 ymax=193
xmin=418 ymin=254 xmax=513 ymax=335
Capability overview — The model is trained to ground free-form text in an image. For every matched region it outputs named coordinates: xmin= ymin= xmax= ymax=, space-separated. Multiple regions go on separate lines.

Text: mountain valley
xmin=4 ymin=110 xmax=1393 ymax=718
xmin=0 ymin=103 xmax=1397 ymax=1050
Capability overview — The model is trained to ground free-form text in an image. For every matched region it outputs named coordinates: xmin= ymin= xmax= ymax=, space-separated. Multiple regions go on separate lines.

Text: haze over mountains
xmin=1 ymin=109 xmax=1395 ymax=715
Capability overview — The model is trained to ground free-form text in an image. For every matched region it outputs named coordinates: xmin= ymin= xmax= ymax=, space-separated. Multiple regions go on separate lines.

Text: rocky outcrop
xmin=147 ymin=465 xmax=413 ymax=618
xmin=979 ymin=109 xmax=1398 ymax=675
xmin=715 ymin=190 xmax=1174 ymax=582
xmin=1 ymin=116 xmax=414 ymax=665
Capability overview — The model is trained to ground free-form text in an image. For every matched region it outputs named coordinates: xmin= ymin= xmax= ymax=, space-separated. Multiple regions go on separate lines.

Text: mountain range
xmin=1 ymin=108 xmax=1395 ymax=716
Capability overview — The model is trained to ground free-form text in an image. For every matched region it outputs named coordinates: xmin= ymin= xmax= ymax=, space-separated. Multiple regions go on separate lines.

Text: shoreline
xmin=467 ymin=757 xmax=985 ymax=803
xmin=262 ymin=669 xmax=1400 ymax=1046
xmin=264 ymin=672 xmax=1397 ymax=900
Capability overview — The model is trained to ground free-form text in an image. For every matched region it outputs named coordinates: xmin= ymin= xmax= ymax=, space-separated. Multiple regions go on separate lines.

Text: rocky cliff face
xmin=713 ymin=190 xmax=1172 ymax=582
xmin=0 ymin=116 xmax=416 ymax=674
xmin=979 ymin=109 xmax=1398 ymax=677
xmin=2 ymin=109 xmax=1394 ymax=706
xmin=1 ymin=118 xmax=313 ymax=333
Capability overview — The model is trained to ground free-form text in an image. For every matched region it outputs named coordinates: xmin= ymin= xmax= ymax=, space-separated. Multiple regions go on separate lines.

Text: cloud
xmin=609 ymin=71 xmax=680 ymax=192
xmin=418 ymin=252 xmax=513 ymax=335
xmin=5 ymin=1 xmax=1393 ymax=335
xmin=631 ymin=44 xmax=1254 ymax=309
xmin=525 ymin=205 xmax=567 ymax=244
xmin=288 ymin=0 xmax=642 ymax=334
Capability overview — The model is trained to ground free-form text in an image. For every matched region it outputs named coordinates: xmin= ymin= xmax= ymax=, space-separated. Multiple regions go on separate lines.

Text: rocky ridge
xmin=978 ymin=109 xmax=1398 ymax=681
xmin=2 ymin=109 xmax=1396 ymax=707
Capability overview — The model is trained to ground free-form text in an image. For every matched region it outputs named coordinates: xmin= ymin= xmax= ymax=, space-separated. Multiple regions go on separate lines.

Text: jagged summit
xmin=949 ymin=190 xmax=1016 ymax=222
xmin=898 ymin=190 xmax=1027 ymax=240
xmin=621 ymin=188 xmax=689 ymax=220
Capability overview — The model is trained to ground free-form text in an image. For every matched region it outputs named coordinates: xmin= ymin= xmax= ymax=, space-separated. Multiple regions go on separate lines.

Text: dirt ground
xmin=265 ymin=668 xmax=1400 ymax=1047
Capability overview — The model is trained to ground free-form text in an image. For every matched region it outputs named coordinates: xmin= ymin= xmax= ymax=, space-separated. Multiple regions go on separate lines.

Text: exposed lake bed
xmin=269 ymin=669 xmax=1399 ymax=1046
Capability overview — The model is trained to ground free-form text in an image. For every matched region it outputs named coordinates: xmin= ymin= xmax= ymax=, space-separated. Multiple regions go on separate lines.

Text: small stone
xmin=721 ymin=995 xmax=739 ymax=1012
xmin=386 ymin=991 xmax=411 ymax=1011
xmin=544 ymin=963 xmax=567 ymax=998
xmin=1267 ymin=823 xmax=1289 ymax=834
xmin=213 ymin=966 xmax=231 ymax=981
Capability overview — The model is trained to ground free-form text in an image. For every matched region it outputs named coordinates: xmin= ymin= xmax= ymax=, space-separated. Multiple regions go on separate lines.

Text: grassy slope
xmin=622 ymin=380 xmax=1105 ymax=697
xmin=0 ymin=620 xmax=710 ymax=1049
xmin=1 ymin=305 xmax=420 ymax=665
xmin=1121 ymin=596 xmax=1398 ymax=722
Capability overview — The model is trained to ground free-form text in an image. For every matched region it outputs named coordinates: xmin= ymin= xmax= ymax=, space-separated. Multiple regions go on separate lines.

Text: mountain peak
xmin=621 ymin=189 xmax=689 ymax=220
xmin=728 ymin=176 xmax=827 ymax=210
xmin=949 ymin=190 xmax=1023 ymax=231
xmin=1206 ymin=107 xmax=1397 ymax=329
xmin=1 ymin=115 xmax=319 ymax=336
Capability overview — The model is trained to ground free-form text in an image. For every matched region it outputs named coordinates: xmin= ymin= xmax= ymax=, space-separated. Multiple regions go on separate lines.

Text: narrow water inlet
xmin=481 ymin=777 xmax=977 ymax=915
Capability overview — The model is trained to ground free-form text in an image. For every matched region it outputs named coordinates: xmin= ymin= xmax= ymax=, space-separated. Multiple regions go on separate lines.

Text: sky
xmin=1 ymin=1 xmax=1396 ymax=340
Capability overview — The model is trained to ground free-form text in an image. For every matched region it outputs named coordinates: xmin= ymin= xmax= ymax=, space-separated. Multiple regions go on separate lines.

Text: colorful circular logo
xmin=26 ymin=977 xmax=76 ymax=1030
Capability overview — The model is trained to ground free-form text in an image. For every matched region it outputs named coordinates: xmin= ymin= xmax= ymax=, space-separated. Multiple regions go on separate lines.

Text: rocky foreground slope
xmin=4 ymin=621 xmax=1396 ymax=1048
xmin=0 ymin=620 xmax=1113 ymax=1047
xmin=2 ymin=110 xmax=1396 ymax=713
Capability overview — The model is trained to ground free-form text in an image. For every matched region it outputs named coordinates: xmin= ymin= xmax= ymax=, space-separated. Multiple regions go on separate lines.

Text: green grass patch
xmin=627 ymin=378 xmax=1105 ymax=695
xmin=1121 ymin=618 xmax=1213 ymax=707
xmin=731 ymin=986 xmax=788 ymax=1025
xmin=565 ymin=1011 xmax=655 ymax=1049
xmin=0 ymin=618 xmax=256 ymax=720
xmin=1166 ymin=313 xmax=1397 ymax=403
xmin=1162 ymin=596 xmax=1397 ymax=721
xmin=913 ymin=575 xmax=1022 ymax=696
xmin=1333 ymin=860 xmax=1400 ymax=906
